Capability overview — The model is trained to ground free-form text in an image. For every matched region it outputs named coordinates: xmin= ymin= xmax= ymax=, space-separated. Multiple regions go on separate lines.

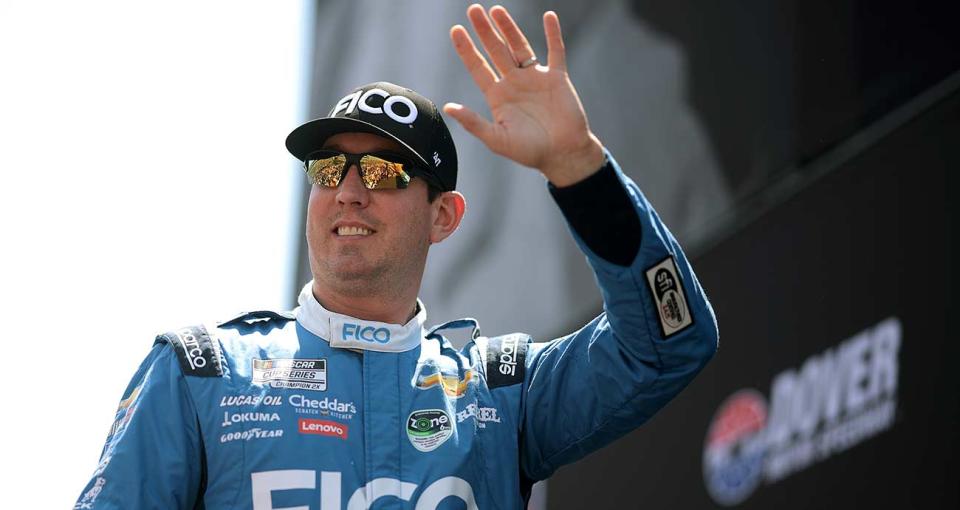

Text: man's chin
xmin=320 ymin=262 xmax=388 ymax=287
xmin=332 ymin=269 xmax=378 ymax=282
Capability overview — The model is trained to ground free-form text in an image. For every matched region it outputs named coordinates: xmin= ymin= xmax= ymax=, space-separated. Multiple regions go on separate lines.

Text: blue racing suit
xmin=75 ymin=153 xmax=718 ymax=509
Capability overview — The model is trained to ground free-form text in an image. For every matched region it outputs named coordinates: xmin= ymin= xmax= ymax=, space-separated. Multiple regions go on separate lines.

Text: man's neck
xmin=310 ymin=281 xmax=419 ymax=325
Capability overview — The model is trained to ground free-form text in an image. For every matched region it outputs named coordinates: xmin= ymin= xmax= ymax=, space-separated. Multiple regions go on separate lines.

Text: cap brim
xmin=285 ymin=117 xmax=430 ymax=169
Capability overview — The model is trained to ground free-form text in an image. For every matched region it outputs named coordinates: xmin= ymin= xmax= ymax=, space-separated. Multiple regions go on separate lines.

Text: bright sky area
xmin=0 ymin=1 xmax=311 ymax=506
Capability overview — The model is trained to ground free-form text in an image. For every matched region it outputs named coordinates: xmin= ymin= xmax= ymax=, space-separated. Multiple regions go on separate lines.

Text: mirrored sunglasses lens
xmin=359 ymin=155 xmax=411 ymax=190
xmin=306 ymin=154 xmax=347 ymax=187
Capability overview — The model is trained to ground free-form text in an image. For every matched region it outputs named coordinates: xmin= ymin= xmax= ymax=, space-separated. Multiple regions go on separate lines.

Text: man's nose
xmin=336 ymin=164 xmax=370 ymax=207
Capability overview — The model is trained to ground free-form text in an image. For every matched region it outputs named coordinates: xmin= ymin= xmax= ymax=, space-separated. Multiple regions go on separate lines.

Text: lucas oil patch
xmin=253 ymin=358 xmax=327 ymax=391
xmin=645 ymin=256 xmax=694 ymax=338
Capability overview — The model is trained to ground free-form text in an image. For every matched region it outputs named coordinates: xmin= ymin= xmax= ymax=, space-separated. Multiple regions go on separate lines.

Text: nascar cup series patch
xmin=253 ymin=358 xmax=327 ymax=391
xmin=645 ymin=256 xmax=694 ymax=338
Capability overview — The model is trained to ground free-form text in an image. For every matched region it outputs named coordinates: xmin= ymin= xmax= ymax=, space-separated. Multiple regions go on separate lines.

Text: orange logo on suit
xmin=415 ymin=369 xmax=475 ymax=398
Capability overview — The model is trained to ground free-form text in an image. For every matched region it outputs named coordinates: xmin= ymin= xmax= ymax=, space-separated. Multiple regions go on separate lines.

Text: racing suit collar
xmin=295 ymin=282 xmax=426 ymax=353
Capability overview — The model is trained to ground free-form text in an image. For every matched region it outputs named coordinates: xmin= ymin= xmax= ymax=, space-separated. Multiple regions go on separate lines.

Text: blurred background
xmin=2 ymin=0 xmax=957 ymax=508
xmin=0 ymin=1 xmax=311 ymax=506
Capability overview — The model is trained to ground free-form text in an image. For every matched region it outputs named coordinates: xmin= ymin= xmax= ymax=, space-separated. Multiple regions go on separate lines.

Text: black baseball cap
xmin=286 ymin=81 xmax=458 ymax=191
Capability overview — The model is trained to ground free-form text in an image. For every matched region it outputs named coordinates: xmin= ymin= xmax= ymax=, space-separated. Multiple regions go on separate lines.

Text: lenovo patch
xmin=645 ymin=256 xmax=695 ymax=338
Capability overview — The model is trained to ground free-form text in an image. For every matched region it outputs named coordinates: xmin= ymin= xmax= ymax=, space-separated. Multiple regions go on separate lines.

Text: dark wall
xmin=547 ymin=87 xmax=959 ymax=508
xmin=631 ymin=0 xmax=960 ymax=200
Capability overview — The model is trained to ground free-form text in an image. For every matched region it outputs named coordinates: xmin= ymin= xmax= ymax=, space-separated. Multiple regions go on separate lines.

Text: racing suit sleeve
xmin=74 ymin=343 xmax=204 ymax=509
xmin=519 ymin=150 xmax=719 ymax=481
xmin=548 ymin=152 xmax=642 ymax=266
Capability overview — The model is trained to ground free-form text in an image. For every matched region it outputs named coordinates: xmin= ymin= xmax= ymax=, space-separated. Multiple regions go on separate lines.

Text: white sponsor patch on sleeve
xmin=645 ymin=256 xmax=694 ymax=337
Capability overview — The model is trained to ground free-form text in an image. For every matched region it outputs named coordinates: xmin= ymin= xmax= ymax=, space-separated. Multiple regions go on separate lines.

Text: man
xmin=75 ymin=5 xmax=717 ymax=509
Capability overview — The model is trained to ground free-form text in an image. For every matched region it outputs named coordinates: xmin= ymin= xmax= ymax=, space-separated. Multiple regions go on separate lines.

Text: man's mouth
xmin=335 ymin=226 xmax=374 ymax=237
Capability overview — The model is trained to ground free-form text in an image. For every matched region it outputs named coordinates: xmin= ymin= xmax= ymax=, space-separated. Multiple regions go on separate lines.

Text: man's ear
xmin=430 ymin=191 xmax=466 ymax=244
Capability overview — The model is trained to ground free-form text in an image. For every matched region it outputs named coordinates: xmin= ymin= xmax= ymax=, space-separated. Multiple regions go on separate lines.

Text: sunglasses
xmin=304 ymin=150 xmax=431 ymax=190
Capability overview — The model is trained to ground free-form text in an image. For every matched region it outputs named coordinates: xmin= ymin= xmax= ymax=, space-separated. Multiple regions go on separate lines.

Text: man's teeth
xmin=337 ymin=226 xmax=372 ymax=236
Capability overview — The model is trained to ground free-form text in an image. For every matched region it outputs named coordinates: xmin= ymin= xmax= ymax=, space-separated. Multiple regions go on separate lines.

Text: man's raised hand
xmin=443 ymin=4 xmax=605 ymax=186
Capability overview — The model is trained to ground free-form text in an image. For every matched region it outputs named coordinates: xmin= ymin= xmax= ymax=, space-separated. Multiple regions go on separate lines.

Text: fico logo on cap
xmin=331 ymin=88 xmax=418 ymax=125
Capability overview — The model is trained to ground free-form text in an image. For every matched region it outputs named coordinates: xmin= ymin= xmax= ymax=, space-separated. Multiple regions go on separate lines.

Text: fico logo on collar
xmin=332 ymin=88 xmax=418 ymax=124
xmin=342 ymin=323 xmax=391 ymax=344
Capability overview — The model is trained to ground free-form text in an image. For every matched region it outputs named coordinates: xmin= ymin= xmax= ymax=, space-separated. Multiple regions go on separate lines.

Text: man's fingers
xmin=543 ymin=11 xmax=566 ymax=71
xmin=450 ymin=25 xmax=498 ymax=93
xmin=467 ymin=4 xmax=515 ymax=76
xmin=443 ymin=103 xmax=497 ymax=148
xmin=489 ymin=6 xmax=536 ymax=67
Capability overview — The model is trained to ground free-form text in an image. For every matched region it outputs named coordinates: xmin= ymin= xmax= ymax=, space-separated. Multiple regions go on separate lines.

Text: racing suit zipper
xmin=363 ymin=350 xmax=404 ymax=508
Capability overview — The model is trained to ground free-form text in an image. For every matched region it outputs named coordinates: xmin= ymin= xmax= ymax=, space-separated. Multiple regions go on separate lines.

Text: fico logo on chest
xmin=332 ymin=88 xmax=418 ymax=124
xmin=252 ymin=470 xmax=477 ymax=510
